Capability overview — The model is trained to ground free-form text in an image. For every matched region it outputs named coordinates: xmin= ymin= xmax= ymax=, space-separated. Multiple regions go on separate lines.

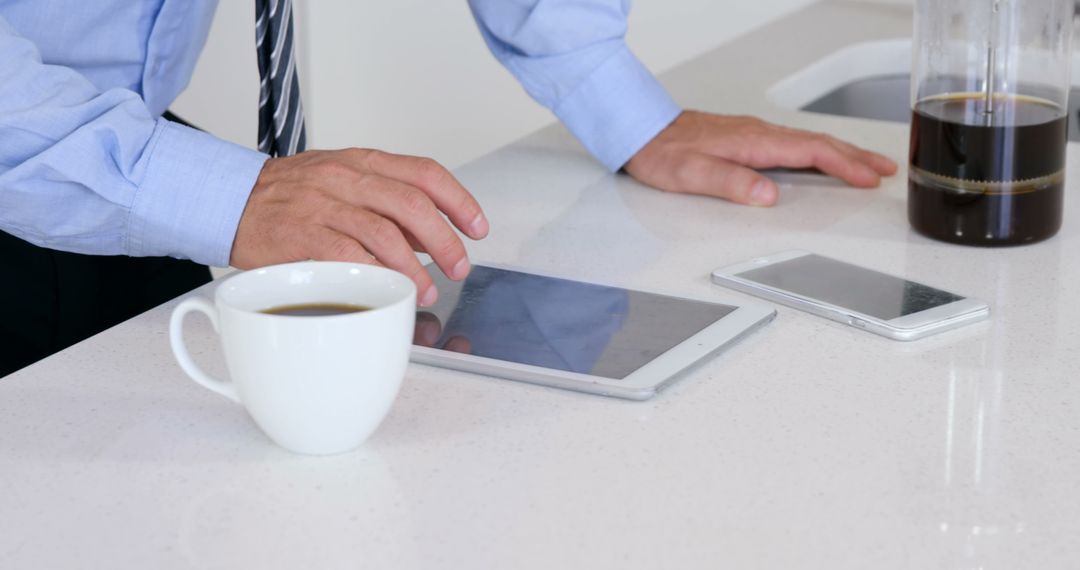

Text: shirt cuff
xmin=127 ymin=120 xmax=269 ymax=267
xmin=553 ymin=46 xmax=682 ymax=172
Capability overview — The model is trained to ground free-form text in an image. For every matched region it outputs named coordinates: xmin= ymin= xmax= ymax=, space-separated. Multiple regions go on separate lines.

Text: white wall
xmin=173 ymin=0 xmax=816 ymax=170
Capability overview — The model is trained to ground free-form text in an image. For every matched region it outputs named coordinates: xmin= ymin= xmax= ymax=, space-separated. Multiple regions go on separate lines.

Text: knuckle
xmin=407 ymin=263 xmax=430 ymax=283
xmin=342 ymin=148 xmax=380 ymax=171
xmin=365 ymin=217 xmax=400 ymax=249
xmin=352 ymin=172 xmax=376 ymax=189
xmin=736 ymin=125 xmax=762 ymax=138
xmin=317 ymin=158 xmax=353 ymax=179
xmin=344 ymin=147 xmax=372 ymax=161
xmin=456 ymin=194 xmax=481 ymax=219
xmin=326 ymin=236 xmax=360 ymax=260
xmin=430 ymin=234 xmax=462 ymax=259
xmin=400 ymin=188 xmax=434 ymax=217
xmin=307 ymin=227 xmax=359 ymax=261
xmin=414 ymin=157 xmax=448 ymax=186
xmin=736 ymin=115 xmax=765 ymax=131
xmin=347 ymin=148 xmax=384 ymax=172
xmin=358 ymin=148 xmax=383 ymax=165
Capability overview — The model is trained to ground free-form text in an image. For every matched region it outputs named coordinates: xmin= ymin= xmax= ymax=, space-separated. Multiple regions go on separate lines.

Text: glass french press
xmin=909 ymin=0 xmax=1073 ymax=245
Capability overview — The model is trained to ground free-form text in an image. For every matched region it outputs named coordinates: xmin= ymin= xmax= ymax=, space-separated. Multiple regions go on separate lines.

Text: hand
xmin=624 ymin=111 xmax=898 ymax=206
xmin=230 ymin=149 xmax=489 ymax=306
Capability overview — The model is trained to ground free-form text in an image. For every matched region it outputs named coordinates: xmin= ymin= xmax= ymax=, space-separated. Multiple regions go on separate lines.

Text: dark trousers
xmin=0 ymin=231 xmax=212 ymax=377
xmin=0 ymin=111 xmax=213 ymax=378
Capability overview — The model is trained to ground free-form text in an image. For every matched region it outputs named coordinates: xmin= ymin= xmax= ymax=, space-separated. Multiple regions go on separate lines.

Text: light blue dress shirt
xmin=0 ymin=0 xmax=680 ymax=267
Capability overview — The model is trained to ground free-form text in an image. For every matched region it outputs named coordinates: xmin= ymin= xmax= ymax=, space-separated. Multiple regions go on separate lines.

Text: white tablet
xmin=410 ymin=264 xmax=776 ymax=400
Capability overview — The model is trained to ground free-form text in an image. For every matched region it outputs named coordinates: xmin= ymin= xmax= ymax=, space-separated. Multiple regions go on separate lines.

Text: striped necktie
xmin=255 ymin=0 xmax=307 ymax=157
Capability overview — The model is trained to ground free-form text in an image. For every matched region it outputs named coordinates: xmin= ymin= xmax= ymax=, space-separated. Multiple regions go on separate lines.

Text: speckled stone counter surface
xmin=3 ymin=2 xmax=1079 ymax=568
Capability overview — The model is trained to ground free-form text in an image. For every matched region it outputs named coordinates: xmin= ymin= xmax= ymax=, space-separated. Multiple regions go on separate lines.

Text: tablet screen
xmin=415 ymin=265 xmax=737 ymax=379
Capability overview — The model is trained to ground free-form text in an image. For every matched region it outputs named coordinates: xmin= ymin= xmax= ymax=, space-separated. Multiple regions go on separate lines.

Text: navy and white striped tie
xmin=255 ymin=0 xmax=307 ymax=157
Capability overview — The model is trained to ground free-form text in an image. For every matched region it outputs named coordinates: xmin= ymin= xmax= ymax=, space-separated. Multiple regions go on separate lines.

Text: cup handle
xmin=169 ymin=297 xmax=241 ymax=403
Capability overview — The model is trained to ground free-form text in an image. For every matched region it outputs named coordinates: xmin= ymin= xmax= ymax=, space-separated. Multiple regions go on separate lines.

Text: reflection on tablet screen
xmin=415 ymin=266 xmax=736 ymax=380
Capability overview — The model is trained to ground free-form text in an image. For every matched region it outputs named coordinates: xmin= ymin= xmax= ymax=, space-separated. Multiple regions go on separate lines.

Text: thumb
xmin=629 ymin=151 xmax=779 ymax=207
xmin=679 ymin=153 xmax=779 ymax=206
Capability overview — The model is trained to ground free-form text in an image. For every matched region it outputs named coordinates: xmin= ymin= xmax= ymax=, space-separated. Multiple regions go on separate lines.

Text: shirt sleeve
xmin=467 ymin=0 xmax=682 ymax=172
xmin=0 ymin=15 xmax=268 ymax=267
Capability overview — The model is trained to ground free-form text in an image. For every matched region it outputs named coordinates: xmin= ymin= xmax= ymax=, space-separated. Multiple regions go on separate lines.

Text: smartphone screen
xmin=734 ymin=254 xmax=964 ymax=320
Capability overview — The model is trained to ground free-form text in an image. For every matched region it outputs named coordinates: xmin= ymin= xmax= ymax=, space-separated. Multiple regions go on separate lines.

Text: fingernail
xmin=452 ymin=257 xmax=470 ymax=280
xmin=750 ymin=181 xmax=776 ymax=206
xmin=419 ymin=286 xmax=438 ymax=307
xmin=468 ymin=213 xmax=489 ymax=238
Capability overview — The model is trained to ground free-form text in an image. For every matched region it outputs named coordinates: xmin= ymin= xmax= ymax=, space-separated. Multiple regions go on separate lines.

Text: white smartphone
xmin=710 ymin=250 xmax=989 ymax=341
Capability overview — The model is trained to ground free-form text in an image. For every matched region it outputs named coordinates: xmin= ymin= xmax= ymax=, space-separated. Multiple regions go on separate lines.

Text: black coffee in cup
xmin=261 ymin=303 xmax=371 ymax=317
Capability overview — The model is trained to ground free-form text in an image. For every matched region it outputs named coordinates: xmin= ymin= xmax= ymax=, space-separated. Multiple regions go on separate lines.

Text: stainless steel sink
xmin=799 ymin=73 xmax=1080 ymax=142
xmin=799 ymin=74 xmax=910 ymax=124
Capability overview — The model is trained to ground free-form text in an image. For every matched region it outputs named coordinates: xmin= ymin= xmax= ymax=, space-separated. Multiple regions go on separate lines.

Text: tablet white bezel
xmin=409 ymin=263 xmax=776 ymax=400
xmin=710 ymin=250 xmax=989 ymax=341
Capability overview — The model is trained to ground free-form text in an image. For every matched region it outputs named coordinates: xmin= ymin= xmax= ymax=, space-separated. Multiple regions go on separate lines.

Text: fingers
xmin=299 ymin=226 xmax=381 ymax=266
xmin=334 ymin=174 xmax=470 ymax=283
xmin=625 ymin=112 xmax=899 ymax=206
xmin=359 ymin=150 xmax=489 ymax=240
xmin=828 ymin=137 xmax=899 ymax=177
xmin=660 ymin=152 xmax=779 ymax=206
xmin=757 ymin=123 xmax=898 ymax=182
xmin=755 ymin=129 xmax=898 ymax=188
xmin=729 ymin=131 xmax=880 ymax=189
xmin=325 ymin=206 xmax=439 ymax=306
xmin=230 ymin=150 xmax=484 ymax=308
xmin=804 ymin=137 xmax=885 ymax=188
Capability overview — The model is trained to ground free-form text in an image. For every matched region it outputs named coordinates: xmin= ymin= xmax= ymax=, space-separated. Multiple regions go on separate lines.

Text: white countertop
xmin=4 ymin=2 xmax=1080 ymax=568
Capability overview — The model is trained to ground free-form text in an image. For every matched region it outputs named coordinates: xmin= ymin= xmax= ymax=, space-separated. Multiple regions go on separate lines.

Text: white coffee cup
xmin=169 ymin=261 xmax=416 ymax=455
